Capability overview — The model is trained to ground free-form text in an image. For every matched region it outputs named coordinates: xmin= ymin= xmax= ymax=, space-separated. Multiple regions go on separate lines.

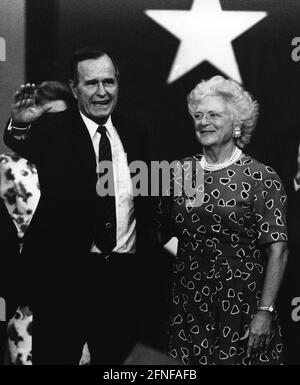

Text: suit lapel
xmin=65 ymin=111 xmax=146 ymax=186
xmin=67 ymin=107 xmax=97 ymax=184
xmin=112 ymin=115 xmax=144 ymax=165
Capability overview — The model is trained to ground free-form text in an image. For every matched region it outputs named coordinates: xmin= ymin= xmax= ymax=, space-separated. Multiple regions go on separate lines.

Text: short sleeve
xmin=253 ymin=165 xmax=288 ymax=245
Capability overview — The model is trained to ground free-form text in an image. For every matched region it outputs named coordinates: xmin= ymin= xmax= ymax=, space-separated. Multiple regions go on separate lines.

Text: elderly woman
xmin=157 ymin=75 xmax=288 ymax=365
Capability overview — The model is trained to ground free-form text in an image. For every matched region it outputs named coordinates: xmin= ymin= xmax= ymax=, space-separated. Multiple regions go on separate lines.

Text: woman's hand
xmin=244 ymin=242 xmax=288 ymax=358
xmin=246 ymin=310 xmax=272 ymax=357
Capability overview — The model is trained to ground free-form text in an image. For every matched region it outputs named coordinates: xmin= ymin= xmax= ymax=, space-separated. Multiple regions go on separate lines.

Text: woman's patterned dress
xmin=157 ymin=154 xmax=288 ymax=365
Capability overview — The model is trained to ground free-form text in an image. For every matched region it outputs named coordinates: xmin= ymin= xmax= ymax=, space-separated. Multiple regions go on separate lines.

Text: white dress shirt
xmin=79 ymin=112 xmax=136 ymax=254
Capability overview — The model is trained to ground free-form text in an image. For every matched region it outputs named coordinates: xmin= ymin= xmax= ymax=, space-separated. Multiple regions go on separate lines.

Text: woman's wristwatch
xmin=257 ymin=304 xmax=275 ymax=313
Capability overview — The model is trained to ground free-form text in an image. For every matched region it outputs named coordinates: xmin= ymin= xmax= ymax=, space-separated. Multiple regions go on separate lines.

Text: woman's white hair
xmin=187 ymin=75 xmax=259 ymax=148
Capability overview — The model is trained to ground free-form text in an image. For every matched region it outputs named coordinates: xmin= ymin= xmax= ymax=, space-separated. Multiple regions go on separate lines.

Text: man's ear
xmin=69 ymin=80 xmax=78 ymax=100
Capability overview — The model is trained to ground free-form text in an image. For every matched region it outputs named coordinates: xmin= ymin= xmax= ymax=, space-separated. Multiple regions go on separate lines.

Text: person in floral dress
xmin=157 ymin=76 xmax=288 ymax=365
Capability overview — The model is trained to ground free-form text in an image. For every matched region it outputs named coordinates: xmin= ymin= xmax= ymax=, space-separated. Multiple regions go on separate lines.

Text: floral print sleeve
xmin=0 ymin=153 xmax=40 ymax=240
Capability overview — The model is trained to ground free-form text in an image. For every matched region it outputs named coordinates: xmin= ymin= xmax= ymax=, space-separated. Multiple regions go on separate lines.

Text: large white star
xmin=145 ymin=0 xmax=267 ymax=83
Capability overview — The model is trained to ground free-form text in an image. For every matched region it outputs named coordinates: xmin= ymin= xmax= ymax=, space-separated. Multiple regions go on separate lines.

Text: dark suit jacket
xmin=4 ymin=106 xmax=156 ymax=301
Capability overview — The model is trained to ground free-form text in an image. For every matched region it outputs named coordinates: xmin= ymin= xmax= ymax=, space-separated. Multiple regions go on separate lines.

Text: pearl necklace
xmin=200 ymin=147 xmax=242 ymax=172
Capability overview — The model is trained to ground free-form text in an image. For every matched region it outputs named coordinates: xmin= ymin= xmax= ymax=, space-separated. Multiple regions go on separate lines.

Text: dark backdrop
xmin=25 ymin=0 xmax=300 ymax=364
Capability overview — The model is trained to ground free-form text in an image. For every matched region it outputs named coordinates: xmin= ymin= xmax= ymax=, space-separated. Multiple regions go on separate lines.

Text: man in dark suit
xmin=4 ymin=47 xmax=157 ymax=364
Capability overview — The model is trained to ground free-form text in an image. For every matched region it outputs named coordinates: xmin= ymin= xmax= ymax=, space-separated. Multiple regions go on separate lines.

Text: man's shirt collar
xmin=79 ymin=111 xmax=113 ymax=138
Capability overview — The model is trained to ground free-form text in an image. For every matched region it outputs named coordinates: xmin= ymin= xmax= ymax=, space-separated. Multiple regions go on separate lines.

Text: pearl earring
xmin=233 ymin=127 xmax=241 ymax=138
